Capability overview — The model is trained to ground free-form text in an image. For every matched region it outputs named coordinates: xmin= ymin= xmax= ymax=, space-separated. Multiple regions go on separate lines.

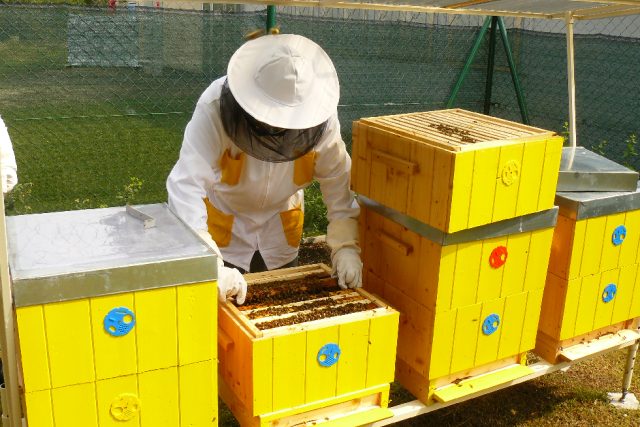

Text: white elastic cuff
xmin=326 ymin=217 xmax=360 ymax=255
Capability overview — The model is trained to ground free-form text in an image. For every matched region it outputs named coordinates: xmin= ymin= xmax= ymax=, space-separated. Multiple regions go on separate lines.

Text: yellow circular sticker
xmin=110 ymin=394 xmax=140 ymax=421
xmin=501 ymin=160 xmax=521 ymax=186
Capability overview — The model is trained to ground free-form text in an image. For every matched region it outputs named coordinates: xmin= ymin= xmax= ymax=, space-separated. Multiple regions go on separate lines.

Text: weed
xmin=622 ymin=133 xmax=638 ymax=170
xmin=303 ymin=181 xmax=328 ymax=237
xmin=116 ymin=176 xmax=144 ymax=205
xmin=4 ymin=182 xmax=34 ymax=215
xmin=74 ymin=198 xmax=93 ymax=210
xmin=591 ymin=139 xmax=609 ymax=157
xmin=561 ymin=121 xmax=570 ymax=145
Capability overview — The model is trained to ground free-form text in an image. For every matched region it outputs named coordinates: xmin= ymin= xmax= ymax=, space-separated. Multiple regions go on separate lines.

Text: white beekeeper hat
xmin=227 ymin=34 xmax=340 ymax=130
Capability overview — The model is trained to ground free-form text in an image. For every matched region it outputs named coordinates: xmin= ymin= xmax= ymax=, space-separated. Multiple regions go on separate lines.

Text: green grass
xmin=388 ymin=350 xmax=640 ymax=426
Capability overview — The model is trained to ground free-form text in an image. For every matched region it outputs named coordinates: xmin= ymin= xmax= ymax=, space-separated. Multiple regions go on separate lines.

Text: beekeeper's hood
xmin=221 ymin=34 xmax=340 ymax=162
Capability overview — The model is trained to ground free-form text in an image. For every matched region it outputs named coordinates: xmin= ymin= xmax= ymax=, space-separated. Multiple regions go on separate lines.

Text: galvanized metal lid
xmin=557 ymin=147 xmax=639 ymax=192
xmin=555 ymin=182 xmax=640 ymax=220
xmin=7 ymin=203 xmax=217 ymax=307
xmin=358 ymin=195 xmax=558 ymax=245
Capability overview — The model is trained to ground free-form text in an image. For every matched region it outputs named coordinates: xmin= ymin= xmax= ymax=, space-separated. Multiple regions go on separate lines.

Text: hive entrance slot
xmin=236 ymin=272 xmax=378 ymax=330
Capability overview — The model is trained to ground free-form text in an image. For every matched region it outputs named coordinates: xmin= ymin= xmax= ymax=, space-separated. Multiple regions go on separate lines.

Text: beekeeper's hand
xmin=326 ymin=217 xmax=363 ymax=289
xmin=217 ymin=259 xmax=247 ymax=305
xmin=0 ymin=117 xmax=18 ymax=194
xmin=197 ymin=230 xmax=247 ymax=305
xmin=332 ymin=247 xmax=363 ymax=289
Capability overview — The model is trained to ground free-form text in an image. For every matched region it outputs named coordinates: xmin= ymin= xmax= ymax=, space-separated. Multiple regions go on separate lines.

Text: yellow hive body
xmin=7 ymin=204 xmax=219 ymax=426
xmin=537 ymin=191 xmax=640 ymax=362
xmin=360 ymin=205 xmax=556 ymax=403
xmin=351 ymin=109 xmax=563 ymax=233
xmin=18 ymin=284 xmax=218 ymax=427
xmin=217 ymin=264 xmax=399 ymax=427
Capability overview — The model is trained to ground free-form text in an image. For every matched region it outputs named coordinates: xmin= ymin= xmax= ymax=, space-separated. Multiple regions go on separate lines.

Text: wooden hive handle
xmin=372 ymin=150 xmax=419 ymax=175
xmin=377 ymin=231 xmax=413 ymax=255
xmin=218 ymin=328 xmax=234 ymax=353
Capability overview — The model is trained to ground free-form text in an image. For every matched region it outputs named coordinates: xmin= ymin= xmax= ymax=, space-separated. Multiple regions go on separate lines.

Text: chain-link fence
xmin=1 ymin=3 xmax=639 ymax=231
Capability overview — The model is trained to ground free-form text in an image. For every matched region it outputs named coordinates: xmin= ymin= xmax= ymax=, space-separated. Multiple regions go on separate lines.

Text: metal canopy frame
xmin=214 ymin=0 xmax=640 ymax=20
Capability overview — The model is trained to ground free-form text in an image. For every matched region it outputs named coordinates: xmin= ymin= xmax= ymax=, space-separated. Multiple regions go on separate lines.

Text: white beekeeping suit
xmin=167 ymin=34 xmax=362 ymax=304
xmin=0 ymin=116 xmax=18 ymax=194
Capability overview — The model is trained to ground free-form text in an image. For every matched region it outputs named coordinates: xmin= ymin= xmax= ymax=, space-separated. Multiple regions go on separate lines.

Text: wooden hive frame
xmin=357 ymin=109 xmax=552 ymax=151
xmin=351 ymin=108 xmax=563 ymax=233
xmin=217 ymin=264 xmax=400 ymax=427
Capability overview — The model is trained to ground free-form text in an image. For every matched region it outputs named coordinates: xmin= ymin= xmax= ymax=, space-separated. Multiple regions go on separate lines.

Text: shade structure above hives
xmin=207 ymin=0 xmax=640 ymax=20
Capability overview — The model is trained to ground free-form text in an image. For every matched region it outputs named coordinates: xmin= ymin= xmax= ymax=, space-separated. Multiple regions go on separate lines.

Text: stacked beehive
xmin=217 ymin=264 xmax=399 ymax=427
xmin=352 ymin=109 xmax=564 ymax=403
xmin=7 ymin=204 xmax=218 ymax=427
xmin=537 ymin=184 xmax=640 ymax=362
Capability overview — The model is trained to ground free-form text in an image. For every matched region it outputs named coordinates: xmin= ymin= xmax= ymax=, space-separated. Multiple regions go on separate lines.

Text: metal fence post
xmin=483 ymin=16 xmax=498 ymax=115
xmin=447 ymin=16 xmax=491 ymax=108
xmin=267 ymin=5 xmax=277 ymax=32
xmin=497 ymin=16 xmax=530 ymax=124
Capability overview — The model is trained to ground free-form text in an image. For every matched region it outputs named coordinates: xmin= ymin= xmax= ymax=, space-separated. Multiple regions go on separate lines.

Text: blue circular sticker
xmin=612 ymin=225 xmax=627 ymax=246
xmin=602 ymin=284 xmax=617 ymax=303
xmin=482 ymin=314 xmax=501 ymax=335
xmin=104 ymin=307 xmax=136 ymax=337
xmin=317 ymin=343 xmax=341 ymax=367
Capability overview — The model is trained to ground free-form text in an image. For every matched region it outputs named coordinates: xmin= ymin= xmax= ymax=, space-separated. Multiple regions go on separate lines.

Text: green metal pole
xmin=483 ymin=16 xmax=498 ymax=115
xmin=266 ymin=5 xmax=276 ymax=33
xmin=497 ymin=17 xmax=530 ymax=124
xmin=447 ymin=16 xmax=492 ymax=108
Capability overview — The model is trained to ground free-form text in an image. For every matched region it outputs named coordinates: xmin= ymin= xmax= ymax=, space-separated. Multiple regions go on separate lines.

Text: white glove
xmin=332 ymin=247 xmax=363 ymax=289
xmin=326 ymin=217 xmax=363 ymax=289
xmin=0 ymin=116 xmax=18 ymax=194
xmin=196 ymin=230 xmax=247 ymax=305
xmin=217 ymin=259 xmax=247 ymax=305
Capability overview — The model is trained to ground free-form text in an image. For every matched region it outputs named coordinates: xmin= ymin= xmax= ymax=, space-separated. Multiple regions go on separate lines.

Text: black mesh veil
xmin=220 ymin=79 xmax=328 ymax=163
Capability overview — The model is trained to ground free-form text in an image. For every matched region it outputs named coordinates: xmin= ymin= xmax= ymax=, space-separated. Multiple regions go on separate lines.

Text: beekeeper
xmin=0 ymin=116 xmax=18 ymax=194
xmin=167 ymin=34 xmax=362 ymax=305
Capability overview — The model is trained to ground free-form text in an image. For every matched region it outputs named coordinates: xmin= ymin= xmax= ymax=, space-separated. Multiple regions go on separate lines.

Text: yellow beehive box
xmin=537 ymin=186 xmax=640 ymax=362
xmin=352 ymin=109 xmax=563 ymax=233
xmin=218 ymin=264 xmax=399 ymax=427
xmin=359 ymin=197 xmax=556 ymax=403
xmin=7 ymin=204 xmax=219 ymax=427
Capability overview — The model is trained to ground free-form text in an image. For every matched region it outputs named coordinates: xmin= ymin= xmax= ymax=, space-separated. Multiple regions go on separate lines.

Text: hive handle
xmin=218 ymin=328 xmax=234 ymax=352
xmin=371 ymin=150 xmax=419 ymax=175
xmin=378 ymin=231 xmax=413 ymax=255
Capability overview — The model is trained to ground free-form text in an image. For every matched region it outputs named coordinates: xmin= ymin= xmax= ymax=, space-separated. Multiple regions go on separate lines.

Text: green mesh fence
xmin=1 ymin=3 xmax=639 ymax=226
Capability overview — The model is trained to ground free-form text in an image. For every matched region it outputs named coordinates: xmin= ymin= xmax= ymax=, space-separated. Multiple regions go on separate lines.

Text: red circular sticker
xmin=489 ymin=246 xmax=508 ymax=268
